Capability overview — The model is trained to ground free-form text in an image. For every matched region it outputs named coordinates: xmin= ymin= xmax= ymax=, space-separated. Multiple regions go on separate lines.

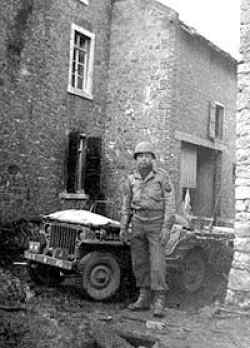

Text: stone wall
xmin=174 ymin=25 xmax=237 ymax=219
xmin=226 ymin=0 xmax=250 ymax=307
xmin=103 ymin=0 xmax=178 ymax=217
xmin=103 ymin=0 xmax=236 ymax=220
xmin=0 ymin=0 xmax=111 ymax=222
xmin=0 ymin=0 xmax=237 ymax=224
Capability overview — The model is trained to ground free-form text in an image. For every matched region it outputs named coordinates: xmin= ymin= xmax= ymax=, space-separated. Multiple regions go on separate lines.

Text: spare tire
xmin=79 ymin=252 xmax=121 ymax=301
xmin=179 ymin=249 xmax=206 ymax=293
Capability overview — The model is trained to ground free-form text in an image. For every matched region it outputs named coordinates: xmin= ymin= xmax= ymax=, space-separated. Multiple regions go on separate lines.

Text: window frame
xmin=214 ymin=102 xmax=225 ymax=139
xmin=67 ymin=23 xmax=95 ymax=100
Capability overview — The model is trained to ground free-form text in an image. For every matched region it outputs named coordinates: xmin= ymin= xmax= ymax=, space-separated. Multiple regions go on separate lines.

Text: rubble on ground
xmin=0 ymin=267 xmax=30 ymax=307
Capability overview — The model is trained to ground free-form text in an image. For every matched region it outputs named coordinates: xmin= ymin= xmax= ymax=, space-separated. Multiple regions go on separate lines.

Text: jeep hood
xmin=44 ymin=209 xmax=120 ymax=229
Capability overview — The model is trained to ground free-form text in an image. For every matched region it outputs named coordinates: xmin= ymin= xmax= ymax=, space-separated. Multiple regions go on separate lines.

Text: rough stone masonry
xmin=226 ymin=0 xmax=250 ymax=307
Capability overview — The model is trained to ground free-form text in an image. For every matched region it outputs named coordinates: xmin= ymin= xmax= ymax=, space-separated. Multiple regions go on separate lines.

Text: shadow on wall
xmin=6 ymin=0 xmax=34 ymax=81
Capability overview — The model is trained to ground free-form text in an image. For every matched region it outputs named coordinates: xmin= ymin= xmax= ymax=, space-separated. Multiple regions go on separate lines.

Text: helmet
xmin=133 ymin=141 xmax=156 ymax=159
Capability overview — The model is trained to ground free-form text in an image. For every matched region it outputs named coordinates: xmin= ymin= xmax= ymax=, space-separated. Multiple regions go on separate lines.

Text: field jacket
xmin=120 ymin=168 xmax=172 ymax=230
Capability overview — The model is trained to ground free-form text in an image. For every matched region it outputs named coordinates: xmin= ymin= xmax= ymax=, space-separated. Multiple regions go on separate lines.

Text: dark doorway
xmin=192 ymin=147 xmax=217 ymax=217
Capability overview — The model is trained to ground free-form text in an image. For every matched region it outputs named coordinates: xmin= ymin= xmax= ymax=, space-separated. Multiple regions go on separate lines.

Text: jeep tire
xmin=179 ymin=249 xmax=206 ymax=293
xmin=79 ymin=252 xmax=121 ymax=301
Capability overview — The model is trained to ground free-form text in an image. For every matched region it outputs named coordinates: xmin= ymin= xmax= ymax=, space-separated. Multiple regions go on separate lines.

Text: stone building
xmin=104 ymin=0 xmax=237 ymax=223
xmin=0 ymin=0 xmax=237 ymax=224
xmin=226 ymin=0 xmax=250 ymax=307
xmin=0 ymin=0 xmax=112 ymax=222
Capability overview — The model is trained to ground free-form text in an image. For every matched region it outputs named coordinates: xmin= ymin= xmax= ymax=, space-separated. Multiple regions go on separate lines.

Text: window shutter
xmin=208 ymin=102 xmax=216 ymax=139
xmin=66 ymin=131 xmax=81 ymax=193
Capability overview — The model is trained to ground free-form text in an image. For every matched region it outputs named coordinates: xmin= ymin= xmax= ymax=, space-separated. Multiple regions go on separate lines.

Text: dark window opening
xmin=66 ymin=132 xmax=101 ymax=200
xmin=215 ymin=104 xmax=224 ymax=139
xmin=232 ymin=163 xmax=236 ymax=184
xmin=208 ymin=102 xmax=224 ymax=140
xmin=84 ymin=136 xmax=101 ymax=199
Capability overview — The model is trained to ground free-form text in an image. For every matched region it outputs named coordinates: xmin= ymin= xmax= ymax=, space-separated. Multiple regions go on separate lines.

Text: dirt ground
xmin=1 ymin=264 xmax=250 ymax=348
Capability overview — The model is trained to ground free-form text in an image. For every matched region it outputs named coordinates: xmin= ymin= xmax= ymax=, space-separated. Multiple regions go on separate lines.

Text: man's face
xmin=136 ymin=152 xmax=154 ymax=171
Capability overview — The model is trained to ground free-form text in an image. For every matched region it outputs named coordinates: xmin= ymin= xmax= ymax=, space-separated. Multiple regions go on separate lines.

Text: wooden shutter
xmin=208 ymin=102 xmax=216 ymax=139
xmin=66 ymin=131 xmax=81 ymax=193
xmin=180 ymin=143 xmax=197 ymax=188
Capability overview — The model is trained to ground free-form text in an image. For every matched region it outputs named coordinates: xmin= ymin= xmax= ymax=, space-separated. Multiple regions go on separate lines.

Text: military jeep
xmin=24 ymin=209 xmax=234 ymax=301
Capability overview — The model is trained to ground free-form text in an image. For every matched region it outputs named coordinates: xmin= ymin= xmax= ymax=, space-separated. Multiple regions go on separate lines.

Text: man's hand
xmin=119 ymin=228 xmax=129 ymax=244
xmin=160 ymin=226 xmax=170 ymax=246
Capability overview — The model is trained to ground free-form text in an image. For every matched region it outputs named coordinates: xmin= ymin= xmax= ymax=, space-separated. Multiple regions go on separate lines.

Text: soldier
xmin=120 ymin=141 xmax=172 ymax=317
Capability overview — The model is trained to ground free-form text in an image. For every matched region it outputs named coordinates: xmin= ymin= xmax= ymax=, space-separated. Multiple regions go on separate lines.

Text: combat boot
xmin=153 ymin=291 xmax=165 ymax=318
xmin=128 ymin=287 xmax=151 ymax=311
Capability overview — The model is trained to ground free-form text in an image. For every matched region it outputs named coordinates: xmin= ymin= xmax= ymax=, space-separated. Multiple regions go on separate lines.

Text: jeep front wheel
xmin=79 ymin=252 xmax=121 ymax=301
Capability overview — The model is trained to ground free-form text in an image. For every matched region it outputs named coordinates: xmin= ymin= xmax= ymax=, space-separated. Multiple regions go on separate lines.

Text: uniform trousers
xmin=130 ymin=215 xmax=168 ymax=291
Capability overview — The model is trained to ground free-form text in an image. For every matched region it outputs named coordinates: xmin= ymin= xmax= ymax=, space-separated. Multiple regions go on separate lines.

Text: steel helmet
xmin=133 ymin=141 xmax=156 ymax=159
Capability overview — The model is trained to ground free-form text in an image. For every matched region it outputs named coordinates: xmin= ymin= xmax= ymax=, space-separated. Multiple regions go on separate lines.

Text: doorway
xmin=180 ymin=143 xmax=218 ymax=218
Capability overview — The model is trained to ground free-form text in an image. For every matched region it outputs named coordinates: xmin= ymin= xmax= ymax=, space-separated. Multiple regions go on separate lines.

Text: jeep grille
xmin=49 ymin=223 xmax=77 ymax=254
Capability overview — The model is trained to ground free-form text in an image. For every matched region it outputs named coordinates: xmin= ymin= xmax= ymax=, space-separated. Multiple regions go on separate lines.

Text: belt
xmin=132 ymin=209 xmax=164 ymax=220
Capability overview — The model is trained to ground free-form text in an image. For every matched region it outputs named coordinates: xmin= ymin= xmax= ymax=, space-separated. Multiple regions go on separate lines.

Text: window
xmin=232 ymin=163 xmax=236 ymax=184
xmin=66 ymin=132 xmax=101 ymax=199
xmin=215 ymin=103 xmax=224 ymax=139
xmin=68 ymin=24 xmax=95 ymax=99
xmin=66 ymin=132 xmax=86 ymax=194
xmin=208 ymin=102 xmax=224 ymax=140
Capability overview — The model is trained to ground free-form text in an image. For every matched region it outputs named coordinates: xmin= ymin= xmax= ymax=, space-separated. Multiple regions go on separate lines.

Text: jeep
xmin=24 ymin=209 xmax=234 ymax=300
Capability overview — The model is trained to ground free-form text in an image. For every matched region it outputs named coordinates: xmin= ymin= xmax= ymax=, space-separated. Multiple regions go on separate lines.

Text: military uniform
xmin=120 ymin=168 xmax=172 ymax=292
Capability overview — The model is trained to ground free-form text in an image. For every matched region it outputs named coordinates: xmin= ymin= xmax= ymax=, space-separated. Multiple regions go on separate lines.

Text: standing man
xmin=120 ymin=141 xmax=172 ymax=317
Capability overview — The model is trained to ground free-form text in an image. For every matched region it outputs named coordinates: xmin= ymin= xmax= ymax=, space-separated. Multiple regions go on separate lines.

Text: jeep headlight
xmin=78 ymin=226 xmax=93 ymax=241
xmin=28 ymin=241 xmax=41 ymax=253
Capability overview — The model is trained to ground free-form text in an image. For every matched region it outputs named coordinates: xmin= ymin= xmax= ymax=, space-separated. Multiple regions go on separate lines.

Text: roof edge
xmin=179 ymin=21 xmax=238 ymax=65
xmin=152 ymin=1 xmax=237 ymax=64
